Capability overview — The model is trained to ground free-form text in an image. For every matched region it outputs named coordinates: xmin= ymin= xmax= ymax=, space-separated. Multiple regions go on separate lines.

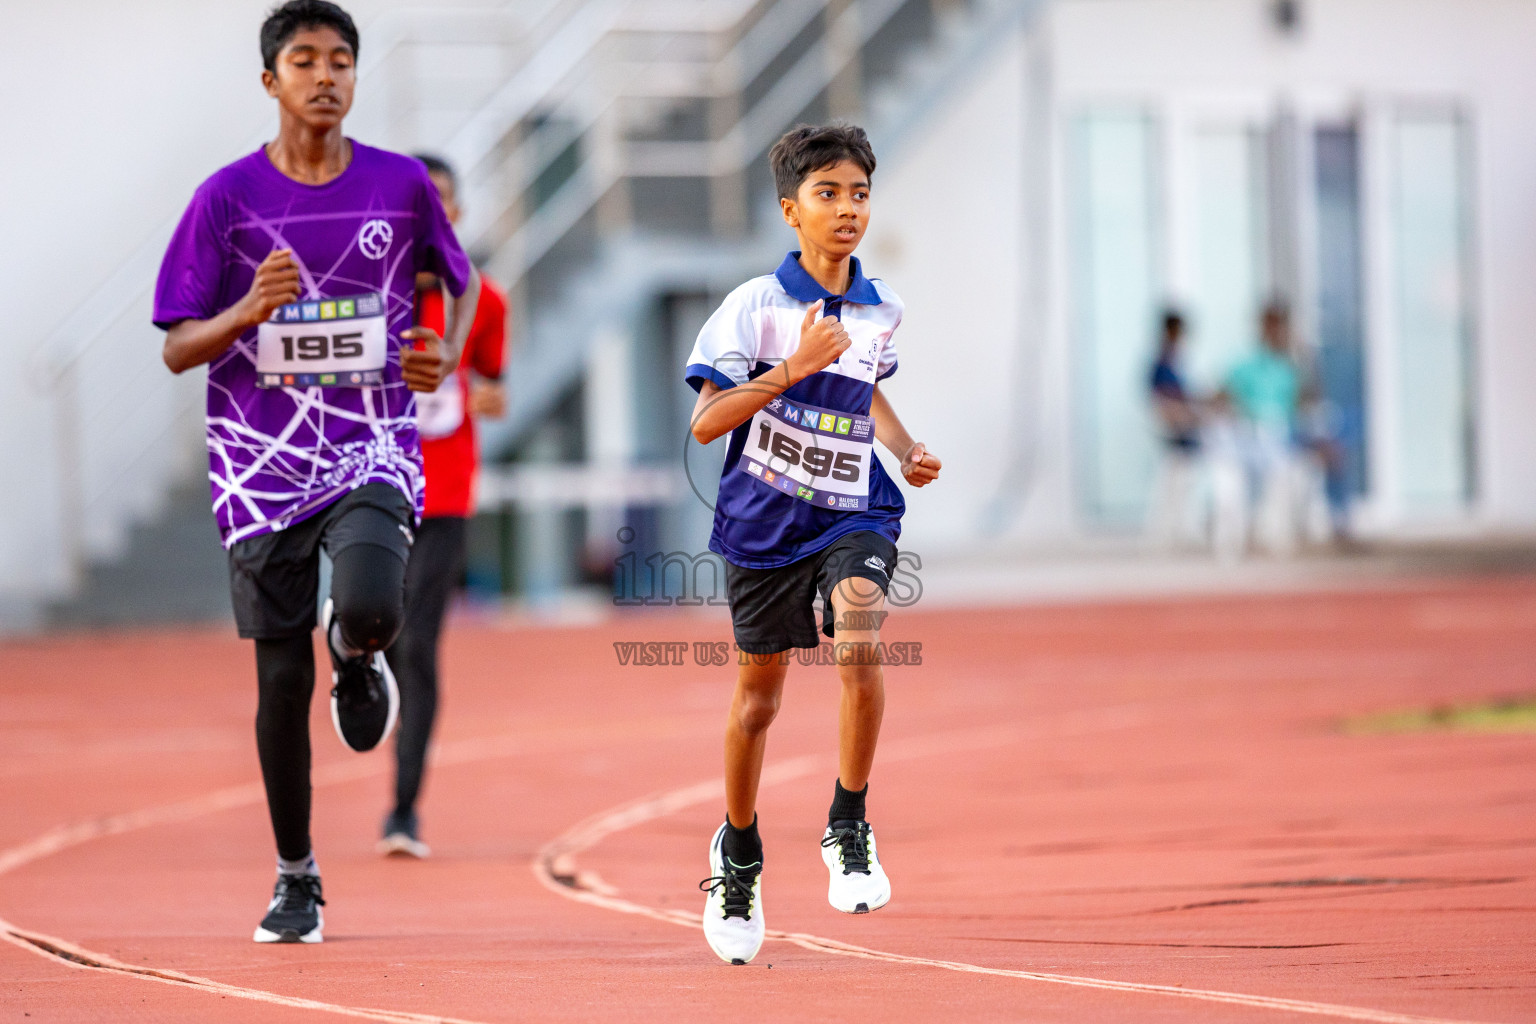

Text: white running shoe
xmin=821 ymin=819 xmax=891 ymax=914
xmin=699 ymin=822 xmax=765 ymax=965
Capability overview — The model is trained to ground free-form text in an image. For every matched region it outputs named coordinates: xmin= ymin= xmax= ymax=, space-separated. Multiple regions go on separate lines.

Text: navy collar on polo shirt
xmin=774 ymin=251 xmax=883 ymax=314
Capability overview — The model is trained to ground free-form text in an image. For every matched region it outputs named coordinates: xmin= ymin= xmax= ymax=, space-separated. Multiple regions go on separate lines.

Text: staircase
xmin=445 ymin=0 xmax=1038 ymax=457
xmin=46 ymin=480 xmax=229 ymax=630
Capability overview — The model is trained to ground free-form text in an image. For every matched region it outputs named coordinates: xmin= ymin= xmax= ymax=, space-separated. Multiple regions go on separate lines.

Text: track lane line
xmin=0 ymin=718 xmax=701 ymax=1021
xmin=0 ymin=919 xmax=490 ymax=1024
xmin=0 ymin=735 xmax=546 ymax=1023
xmin=531 ymin=725 xmax=1507 ymax=1024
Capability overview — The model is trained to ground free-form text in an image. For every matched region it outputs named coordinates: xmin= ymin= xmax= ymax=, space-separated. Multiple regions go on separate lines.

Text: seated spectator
xmin=1146 ymin=309 xmax=1206 ymax=548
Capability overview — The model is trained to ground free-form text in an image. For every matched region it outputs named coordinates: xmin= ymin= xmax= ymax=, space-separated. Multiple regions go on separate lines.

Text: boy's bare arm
xmin=163 ymin=248 xmax=301 ymax=373
xmin=870 ymin=384 xmax=941 ymax=487
xmin=689 ymin=299 xmax=849 ymax=444
xmin=401 ymin=266 xmax=479 ymax=393
xmin=690 ymin=376 xmax=791 ymax=444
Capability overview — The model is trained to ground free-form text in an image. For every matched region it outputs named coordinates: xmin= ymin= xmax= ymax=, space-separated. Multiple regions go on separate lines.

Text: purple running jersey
xmin=154 ymin=142 xmax=471 ymax=547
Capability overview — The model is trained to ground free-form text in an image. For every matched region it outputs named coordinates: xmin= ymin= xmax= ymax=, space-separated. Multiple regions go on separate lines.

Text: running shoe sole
xmin=253 ymin=910 xmax=323 ymax=944
xmin=377 ymin=833 xmax=431 ymax=858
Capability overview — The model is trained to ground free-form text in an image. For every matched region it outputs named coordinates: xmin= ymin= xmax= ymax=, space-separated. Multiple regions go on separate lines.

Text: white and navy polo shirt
xmin=685 ymin=252 xmax=904 ymax=569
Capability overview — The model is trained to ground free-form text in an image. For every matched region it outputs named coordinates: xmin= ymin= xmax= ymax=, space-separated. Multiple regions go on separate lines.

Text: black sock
xmin=829 ymin=779 xmax=868 ymax=825
xmin=721 ymin=816 xmax=762 ymax=871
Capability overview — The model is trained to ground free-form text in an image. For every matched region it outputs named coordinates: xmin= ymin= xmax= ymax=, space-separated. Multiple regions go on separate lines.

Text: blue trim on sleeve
xmin=684 ymin=362 xmax=739 ymax=393
xmin=876 ymin=361 xmax=898 ymax=382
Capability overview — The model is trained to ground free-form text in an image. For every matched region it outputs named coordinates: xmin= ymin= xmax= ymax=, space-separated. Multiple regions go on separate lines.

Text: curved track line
xmin=0 ymin=924 xmax=488 ymax=1024
xmin=531 ymin=726 xmax=1505 ymax=1024
xmin=0 ymin=717 xmax=709 ymax=1020
xmin=0 ymin=735 xmax=541 ymax=1024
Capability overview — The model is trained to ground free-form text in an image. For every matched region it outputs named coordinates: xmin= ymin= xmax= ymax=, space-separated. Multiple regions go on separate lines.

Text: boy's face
xmin=262 ymin=26 xmax=356 ymax=130
xmin=428 ymin=170 xmax=461 ymax=224
xmin=780 ymin=160 xmax=869 ymax=262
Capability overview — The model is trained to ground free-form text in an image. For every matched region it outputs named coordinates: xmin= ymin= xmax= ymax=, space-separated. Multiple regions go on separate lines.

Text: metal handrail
xmin=474 ymin=0 xmax=916 ymax=291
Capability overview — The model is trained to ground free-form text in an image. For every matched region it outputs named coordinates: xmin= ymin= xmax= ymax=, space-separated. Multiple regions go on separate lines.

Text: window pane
xmin=1069 ymin=111 xmax=1159 ymax=525
xmin=1391 ymin=113 xmax=1474 ymax=510
xmin=1314 ymin=124 xmax=1368 ymax=498
xmin=1188 ymin=127 xmax=1268 ymax=393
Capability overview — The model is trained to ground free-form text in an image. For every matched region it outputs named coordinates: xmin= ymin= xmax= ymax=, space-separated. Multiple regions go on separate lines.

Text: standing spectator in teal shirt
xmin=1225 ymin=303 xmax=1301 ymax=434
xmin=1215 ymin=302 xmax=1305 ymax=555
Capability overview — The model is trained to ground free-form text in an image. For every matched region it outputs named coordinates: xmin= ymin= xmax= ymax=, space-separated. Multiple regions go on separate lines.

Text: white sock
xmin=328 ymin=619 xmax=364 ymax=660
xmin=277 ymin=853 xmax=319 ymax=877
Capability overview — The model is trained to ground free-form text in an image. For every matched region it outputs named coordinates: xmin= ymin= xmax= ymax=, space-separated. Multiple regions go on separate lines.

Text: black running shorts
xmin=227 ymin=483 xmax=415 ymax=639
xmin=724 ymin=531 xmax=898 ymax=655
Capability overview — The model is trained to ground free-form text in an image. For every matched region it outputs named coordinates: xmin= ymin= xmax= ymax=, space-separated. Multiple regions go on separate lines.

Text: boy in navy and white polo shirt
xmin=685 ymin=124 xmax=942 ymax=965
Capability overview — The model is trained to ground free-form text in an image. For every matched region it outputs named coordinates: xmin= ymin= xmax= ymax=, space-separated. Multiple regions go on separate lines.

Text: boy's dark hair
xmin=413 ymin=153 xmax=457 ymax=190
xmin=769 ymin=124 xmax=876 ymax=201
xmin=1161 ymin=309 xmax=1185 ymax=336
xmin=260 ymin=0 xmax=360 ymax=72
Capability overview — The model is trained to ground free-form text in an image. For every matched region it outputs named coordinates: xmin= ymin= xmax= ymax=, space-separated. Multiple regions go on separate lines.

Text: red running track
xmin=1 ymin=579 xmax=1533 ymax=1023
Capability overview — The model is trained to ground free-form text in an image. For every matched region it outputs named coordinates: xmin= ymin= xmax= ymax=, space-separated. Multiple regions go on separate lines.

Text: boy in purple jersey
xmin=686 ymin=125 xmax=941 ymax=964
xmin=153 ymin=0 xmax=478 ymax=944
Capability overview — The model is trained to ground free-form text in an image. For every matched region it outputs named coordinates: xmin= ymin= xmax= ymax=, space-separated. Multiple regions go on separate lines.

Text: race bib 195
xmin=738 ymin=395 xmax=874 ymax=511
xmin=256 ymin=292 xmax=388 ymax=388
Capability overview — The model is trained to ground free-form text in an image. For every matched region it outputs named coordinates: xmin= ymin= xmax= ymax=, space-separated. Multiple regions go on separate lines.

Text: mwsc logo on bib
xmin=358 ymin=219 xmax=394 ymax=260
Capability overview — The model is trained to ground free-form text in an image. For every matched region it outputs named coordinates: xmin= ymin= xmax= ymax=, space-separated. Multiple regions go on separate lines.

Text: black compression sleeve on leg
xmin=254 ymin=636 xmax=316 ymax=863
xmin=386 ymin=517 xmax=465 ymax=817
xmin=330 ymin=542 xmax=407 ymax=655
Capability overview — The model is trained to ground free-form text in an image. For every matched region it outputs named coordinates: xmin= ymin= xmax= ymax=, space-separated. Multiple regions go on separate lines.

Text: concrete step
xmin=47 ymin=483 xmax=230 ymax=630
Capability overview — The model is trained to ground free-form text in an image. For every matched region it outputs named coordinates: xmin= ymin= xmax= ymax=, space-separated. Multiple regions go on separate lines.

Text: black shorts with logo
xmin=724 ymin=530 xmax=898 ymax=655
xmin=227 ymin=482 xmax=415 ymax=639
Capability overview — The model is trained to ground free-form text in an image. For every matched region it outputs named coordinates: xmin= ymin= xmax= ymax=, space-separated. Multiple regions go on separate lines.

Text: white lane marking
xmin=532 ymin=725 xmax=1505 ymax=1024
xmin=0 ymin=920 xmax=490 ymax=1024
xmin=0 ymin=737 xmax=538 ymax=1023
xmin=0 ymin=719 xmax=699 ymax=1020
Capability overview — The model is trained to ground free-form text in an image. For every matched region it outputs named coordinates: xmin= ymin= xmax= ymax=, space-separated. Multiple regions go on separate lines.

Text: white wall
xmin=868 ymin=0 xmax=1536 ymax=552
xmin=861 ymin=35 xmax=1058 ymax=553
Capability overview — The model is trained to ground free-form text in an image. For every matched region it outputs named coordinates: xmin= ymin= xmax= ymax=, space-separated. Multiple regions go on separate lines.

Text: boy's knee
xmin=735 ymin=690 xmax=781 ymax=735
xmin=255 ymin=636 xmax=315 ymax=704
xmin=335 ymin=596 xmax=402 ymax=653
xmin=329 ymin=545 xmax=406 ymax=653
xmin=838 ymin=656 xmax=884 ymax=692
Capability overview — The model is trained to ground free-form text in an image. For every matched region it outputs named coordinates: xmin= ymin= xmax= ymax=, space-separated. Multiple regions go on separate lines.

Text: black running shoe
xmin=322 ymin=598 xmax=399 ymax=752
xmin=378 ymin=808 xmax=430 ymax=858
xmin=253 ymin=873 xmax=324 ymax=943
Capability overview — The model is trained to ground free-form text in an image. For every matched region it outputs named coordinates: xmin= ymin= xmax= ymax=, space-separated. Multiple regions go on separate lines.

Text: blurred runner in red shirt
xmin=380 ymin=153 xmax=508 ymax=857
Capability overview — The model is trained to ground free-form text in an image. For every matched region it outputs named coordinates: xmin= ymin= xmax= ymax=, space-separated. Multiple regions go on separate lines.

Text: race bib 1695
xmin=738 ymin=395 xmax=874 ymax=511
